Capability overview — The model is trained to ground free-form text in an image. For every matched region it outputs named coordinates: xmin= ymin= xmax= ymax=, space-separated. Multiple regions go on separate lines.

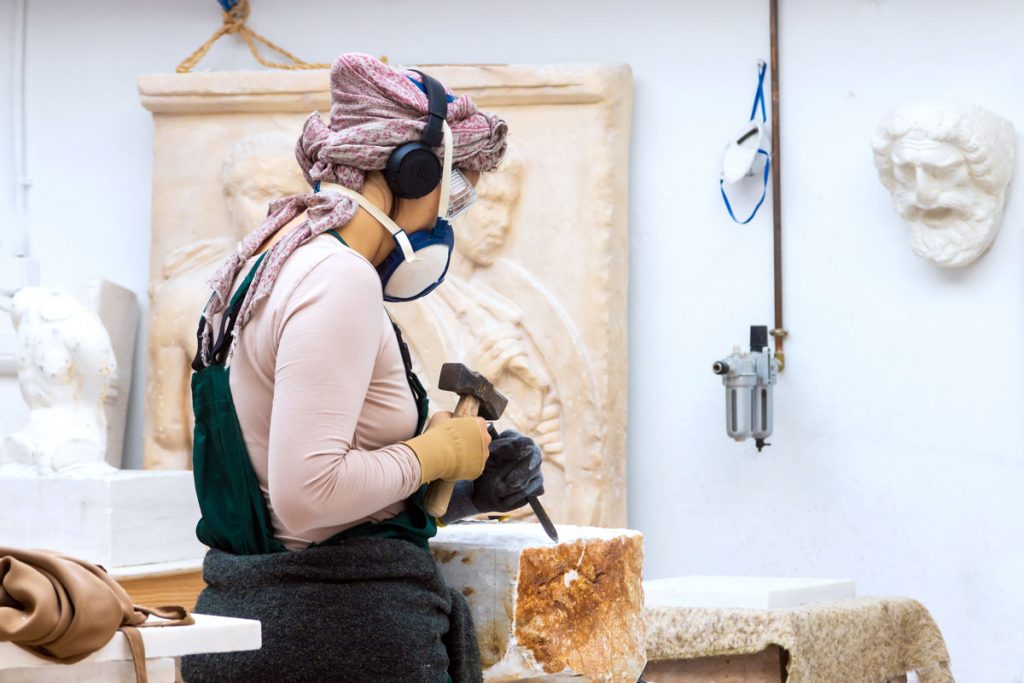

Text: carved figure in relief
xmin=391 ymin=146 xmax=604 ymax=523
xmin=443 ymin=149 xmax=564 ymax=465
xmin=873 ymin=103 xmax=1016 ymax=268
xmin=0 ymin=288 xmax=116 ymax=475
xmin=145 ymin=132 xmax=308 ymax=469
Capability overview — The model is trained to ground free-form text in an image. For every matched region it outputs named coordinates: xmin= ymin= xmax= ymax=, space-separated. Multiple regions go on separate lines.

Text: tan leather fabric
xmin=0 ymin=547 xmax=193 ymax=680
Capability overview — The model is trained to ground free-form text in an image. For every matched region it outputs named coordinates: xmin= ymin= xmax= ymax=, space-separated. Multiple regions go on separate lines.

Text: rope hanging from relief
xmin=176 ymin=0 xmax=331 ymax=73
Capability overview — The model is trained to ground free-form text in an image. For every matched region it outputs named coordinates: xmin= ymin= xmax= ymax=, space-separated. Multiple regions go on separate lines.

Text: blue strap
xmin=406 ymin=75 xmax=456 ymax=103
xmin=749 ymin=61 xmax=767 ymax=124
xmin=216 ymin=0 xmax=237 ymax=12
xmin=720 ymin=150 xmax=770 ymax=225
xmin=722 ymin=61 xmax=770 ymax=224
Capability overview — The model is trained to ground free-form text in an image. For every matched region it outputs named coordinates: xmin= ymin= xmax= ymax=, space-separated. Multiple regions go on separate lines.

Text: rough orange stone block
xmin=432 ymin=523 xmax=646 ymax=682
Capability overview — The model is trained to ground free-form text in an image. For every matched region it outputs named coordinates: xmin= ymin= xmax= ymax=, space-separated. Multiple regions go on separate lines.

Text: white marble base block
xmin=0 ymin=470 xmax=204 ymax=567
xmin=432 ymin=523 xmax=646 ymax=683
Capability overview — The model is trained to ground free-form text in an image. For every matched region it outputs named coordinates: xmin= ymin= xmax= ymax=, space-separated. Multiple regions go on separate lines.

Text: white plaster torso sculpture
xmin=145 ymin=132 xmax=308 ymax=469
xmin=872 ymin=102 xmax=1016 ymax=268
xmin=0 ymin=287 xmax=116 ymax=475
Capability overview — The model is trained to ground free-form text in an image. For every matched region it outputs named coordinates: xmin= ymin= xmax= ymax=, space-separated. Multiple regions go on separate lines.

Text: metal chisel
xmin=488 ymin=424 xmax=559 ymax=543
xmin=528 ymin=495 xmax=559 ymax=543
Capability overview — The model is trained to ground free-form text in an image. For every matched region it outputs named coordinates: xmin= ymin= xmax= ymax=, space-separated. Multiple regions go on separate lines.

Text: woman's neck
xmin=255 ymin=171 xmax=440 ymax=268
xmin=329 ymin=177 xmax=395 ymax=267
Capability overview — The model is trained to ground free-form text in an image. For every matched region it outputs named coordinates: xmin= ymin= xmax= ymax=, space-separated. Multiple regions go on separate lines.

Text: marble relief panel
xmin=139 ymin=64 xmax=631 ymax=526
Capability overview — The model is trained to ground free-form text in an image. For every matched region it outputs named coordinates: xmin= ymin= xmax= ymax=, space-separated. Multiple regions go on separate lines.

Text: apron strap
xmin=391 ymin=321 xmax=430 ymax=435
xmin=192 ymin=252 xmax=268 ymax=370
xmin=326 ymin=228 xmax=348 ymax=247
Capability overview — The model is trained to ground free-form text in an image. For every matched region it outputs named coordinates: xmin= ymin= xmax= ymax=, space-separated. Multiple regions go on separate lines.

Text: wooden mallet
xmin=424 ymin=363 xmax=508 ymax=517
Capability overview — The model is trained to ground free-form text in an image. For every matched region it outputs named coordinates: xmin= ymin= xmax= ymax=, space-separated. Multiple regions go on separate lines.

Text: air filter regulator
xmin=712 ymin=325 xmax=778 ymax=451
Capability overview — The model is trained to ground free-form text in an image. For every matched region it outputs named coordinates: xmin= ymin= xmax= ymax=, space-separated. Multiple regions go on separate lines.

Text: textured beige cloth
xmin=644 ymin=597 xmax=954 ymax=683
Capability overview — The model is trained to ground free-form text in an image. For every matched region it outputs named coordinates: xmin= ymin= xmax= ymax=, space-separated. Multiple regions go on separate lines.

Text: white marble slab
xmin=0 ymin=658 xmax=176 ymax=683
xmin=0 ymin=614 xmax=261 ymax=671
xmin=106 ymin=558 xmax=204 ymax=581
xmin=644 ymin=576 xmax=856 ymax=610
xmin=0 ymin=470 xmax=205 ymax=568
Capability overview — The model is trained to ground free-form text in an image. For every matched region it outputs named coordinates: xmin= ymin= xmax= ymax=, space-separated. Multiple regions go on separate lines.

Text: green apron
xmin=190 ymin=229 xmax=435 ymax=555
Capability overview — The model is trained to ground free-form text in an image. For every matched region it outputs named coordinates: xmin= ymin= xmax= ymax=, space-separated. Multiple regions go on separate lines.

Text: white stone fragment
xmin=644 ymin=576 xmax=856 ymax=610
xmin=79 ymin=279 xmax=139 ymax=469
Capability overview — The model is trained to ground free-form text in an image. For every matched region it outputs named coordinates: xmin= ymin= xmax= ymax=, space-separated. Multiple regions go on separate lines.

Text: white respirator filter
xmin=381 ymin=242 xmax=453 ymax=301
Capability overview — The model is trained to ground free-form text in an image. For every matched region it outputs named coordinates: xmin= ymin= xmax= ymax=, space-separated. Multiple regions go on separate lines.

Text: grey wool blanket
xmin=180 ymin=538 xmax=482 ymax=683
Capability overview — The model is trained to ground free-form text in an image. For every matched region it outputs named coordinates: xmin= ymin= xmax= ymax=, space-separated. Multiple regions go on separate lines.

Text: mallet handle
xmin=424 ymin=394 xmax=482 ymax=517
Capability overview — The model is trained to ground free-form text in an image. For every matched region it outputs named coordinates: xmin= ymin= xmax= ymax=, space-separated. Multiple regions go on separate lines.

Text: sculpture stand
xmin=0 ymin=469 xmax=204 ymax=568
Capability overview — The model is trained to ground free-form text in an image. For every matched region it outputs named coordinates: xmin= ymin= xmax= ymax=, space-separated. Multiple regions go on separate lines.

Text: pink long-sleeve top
xmin=225 ymin=234 xmax=423 ymax=551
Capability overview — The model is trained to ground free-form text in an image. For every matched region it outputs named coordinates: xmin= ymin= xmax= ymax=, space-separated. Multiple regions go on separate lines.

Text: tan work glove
xmin=402 ymin=412 xmax=491 ymax=485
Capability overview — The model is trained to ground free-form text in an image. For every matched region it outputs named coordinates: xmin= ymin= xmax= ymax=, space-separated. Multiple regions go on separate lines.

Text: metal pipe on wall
xmin=769 ymin=0 xmax=787 ymax=370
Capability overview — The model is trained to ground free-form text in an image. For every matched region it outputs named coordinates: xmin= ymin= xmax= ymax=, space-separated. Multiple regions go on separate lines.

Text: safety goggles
xmin=446 ymin=168 xmax=478 ymax=221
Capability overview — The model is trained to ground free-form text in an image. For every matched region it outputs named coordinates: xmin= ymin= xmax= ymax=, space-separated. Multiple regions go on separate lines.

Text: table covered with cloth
xmin=644 ymin=596 xmax=954 ymax=683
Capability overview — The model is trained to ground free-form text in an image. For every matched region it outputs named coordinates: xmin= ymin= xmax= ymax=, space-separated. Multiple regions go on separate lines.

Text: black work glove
xmin=439 ymin=429 xmax=545 ymax=524
xmin=472 ymin=429 xmax=544 ymax=513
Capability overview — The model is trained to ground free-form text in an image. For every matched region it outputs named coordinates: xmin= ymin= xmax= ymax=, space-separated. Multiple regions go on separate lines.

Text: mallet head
xmin=437 ymin=363 xmax=508 ymax=421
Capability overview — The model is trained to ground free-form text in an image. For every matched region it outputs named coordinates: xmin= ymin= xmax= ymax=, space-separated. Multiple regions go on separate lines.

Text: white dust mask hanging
xmin=720 ymin=61 xmax=771 ymax=224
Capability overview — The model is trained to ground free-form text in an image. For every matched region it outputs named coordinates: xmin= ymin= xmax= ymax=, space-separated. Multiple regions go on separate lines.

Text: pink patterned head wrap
xmin=298 ymin=53 xmax=508 ymax=189
xmin=200 ymin=53 xmax=508 ymax=365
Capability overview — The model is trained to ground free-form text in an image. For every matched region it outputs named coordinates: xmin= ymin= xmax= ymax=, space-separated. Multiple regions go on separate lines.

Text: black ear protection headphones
xmin=385 ymin=70 xmax=448 ymax=199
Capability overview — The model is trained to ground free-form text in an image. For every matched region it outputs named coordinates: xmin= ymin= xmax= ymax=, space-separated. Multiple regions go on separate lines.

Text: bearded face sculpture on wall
xmin=872 ymin=103 xmax=1016 ymax=268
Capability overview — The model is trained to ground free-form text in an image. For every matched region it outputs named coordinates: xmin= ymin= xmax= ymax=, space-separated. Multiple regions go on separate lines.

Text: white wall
xmin=2 ymin=0 xmax=1022 ymax=679
xmin=0 ymin=1 xmax=13 ymax=227
xmin=0 ymin=0 xmax=21 ymax=432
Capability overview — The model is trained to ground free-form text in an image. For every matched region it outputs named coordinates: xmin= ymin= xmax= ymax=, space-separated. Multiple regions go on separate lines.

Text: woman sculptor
xmin=181 ymin=54 xmax=545 ymax=682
